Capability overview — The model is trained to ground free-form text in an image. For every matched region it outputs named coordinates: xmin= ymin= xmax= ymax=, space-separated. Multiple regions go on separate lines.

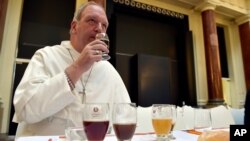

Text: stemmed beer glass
xmin=152 ymin=104 xmax=173 ymax=141
xmin=95 ymin=33 xmax=110 ymax=60
xmin=82 ymin=103 xmax=110 ymax=141
xmin=112 ymin=103 xmax=137 ymax=141
xmin=168 ymin=105 xmax=177 ymax=140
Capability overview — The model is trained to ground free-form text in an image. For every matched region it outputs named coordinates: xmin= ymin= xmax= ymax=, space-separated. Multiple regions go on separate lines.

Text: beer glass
xmin=112 ymin=103 xmax=137 ymax=141
xmin=82 ymin=103 xmax=110 ymax=141
xmin=95 ymin=33 xmax=110 ymax=60
xmin=168 ymin=105 xmax=177 ymax=140
xmin=65 ymin=119 xmax=86 ymax=141
xmin=152 ymin=104 xmax=173 ymax=141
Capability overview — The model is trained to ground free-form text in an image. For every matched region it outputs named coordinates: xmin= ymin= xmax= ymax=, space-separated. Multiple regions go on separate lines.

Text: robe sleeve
xmin=13 ymin=50 xmax=76 ymax=123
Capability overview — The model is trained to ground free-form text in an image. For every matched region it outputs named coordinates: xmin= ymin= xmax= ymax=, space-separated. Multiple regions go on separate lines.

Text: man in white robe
xmin=13 ymin=1 xmax=131 ymax=137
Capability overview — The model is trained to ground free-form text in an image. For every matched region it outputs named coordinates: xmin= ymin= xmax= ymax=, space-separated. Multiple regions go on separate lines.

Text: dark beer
xmin=100 ymin=38 xmax=109 ymax=48
xmin=113 ymin=123 xmax=136 ymax=140
xmin=83 ymin=120 xmax=109 ymax=141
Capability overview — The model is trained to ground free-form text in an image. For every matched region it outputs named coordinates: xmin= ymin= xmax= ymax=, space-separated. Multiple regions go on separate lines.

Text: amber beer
xmin=152 ymin=118 xmax=172 ymax=135
xmin=170 ymin=122 xmax=175 ymax=131
xmin=151 ymin=104 xmax=173 ymax=140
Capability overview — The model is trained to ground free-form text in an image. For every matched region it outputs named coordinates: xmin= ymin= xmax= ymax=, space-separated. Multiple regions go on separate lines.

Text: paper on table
xmin=16 ymin=130 xmax=199 ymax=141
xmin=136 ymin=106 xmax=154 ymax=133
xmin=105 ymin=134 xmax=155 ymax=141
xmin=174 ymin=106 xmax=195 ymax=130
xmin=105 ymin=130 xmax=199 ymax=141
xmin=15 ymin=136 xmax=60 ymax=141
xmin=210 ymin=105 xmax=235 ymax=129
xmin=172 ymin=130 xmax=199 ymax=141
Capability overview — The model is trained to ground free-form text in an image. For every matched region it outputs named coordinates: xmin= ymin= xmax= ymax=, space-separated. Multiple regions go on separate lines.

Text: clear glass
xmin=194 ymin=108 xmax=212 ymax=132
xmin=65 ymin=119 xmax=86 ymax=141
xmin=168 ymin=105 xmax=176 ymax=140
xmin=152 ymin=104 xmax=173 ymax=141
xmin=82 ymin=103 xmax=110 ymax=141
xmin=112 ymin=103 xmax=137 ymax=141
xmin=95 ymin=33 xmax=110 ymax=60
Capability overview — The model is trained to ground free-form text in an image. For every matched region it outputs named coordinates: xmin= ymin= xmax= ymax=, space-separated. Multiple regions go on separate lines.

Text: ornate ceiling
xmin=160 ymin=0 xmax=249 ymax=19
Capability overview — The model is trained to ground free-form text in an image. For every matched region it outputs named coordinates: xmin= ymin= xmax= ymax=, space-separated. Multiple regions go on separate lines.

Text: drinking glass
xmin=168 ymin=105 xmax=177 ymax=140
xmin=65 ymin=119 xmax=86 ymax=141
xmin=82 ymin=103 xmax=110 ymax=141
xmin=152 ymin=104 xmax=173 ymax=141
xmin=95 ymin=33 xmax=110 ymax=60
xmin=194 ymin=108 xmax=212 ymax=132
xmin=112 ymin=103 xmax=137 ymax=141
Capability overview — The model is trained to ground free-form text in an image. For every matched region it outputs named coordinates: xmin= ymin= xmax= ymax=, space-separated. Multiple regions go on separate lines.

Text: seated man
xmin=13 ymin=1 xmax=131 ymax=137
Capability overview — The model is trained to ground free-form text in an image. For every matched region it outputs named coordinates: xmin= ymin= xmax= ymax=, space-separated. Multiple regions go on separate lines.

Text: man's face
xmin=71 ymin=5 xmax=109 ymax=50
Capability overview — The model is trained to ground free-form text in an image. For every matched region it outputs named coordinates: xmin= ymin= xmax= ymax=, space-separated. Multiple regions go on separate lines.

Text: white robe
xmin=13 ymin=41 xmax=131 ymax=137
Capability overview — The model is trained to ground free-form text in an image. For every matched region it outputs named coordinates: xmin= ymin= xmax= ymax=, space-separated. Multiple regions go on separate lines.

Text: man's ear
xmin=70 ymin=21 xmax=77 ymax=34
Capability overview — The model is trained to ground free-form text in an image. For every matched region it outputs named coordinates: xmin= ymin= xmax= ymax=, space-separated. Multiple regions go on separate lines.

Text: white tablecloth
xmin=15 ymin=130 xmax=199 ymax=141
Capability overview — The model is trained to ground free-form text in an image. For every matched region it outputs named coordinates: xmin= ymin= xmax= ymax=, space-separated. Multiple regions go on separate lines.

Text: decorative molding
xmin=159 ymin=0 xmax=248 ymax=19
xmin=113 ymin=0 xmax=185 ymax=19
xmin=235 ymin=14 xmax=250 ymax=25
xmin=195 ymin=1 xmax=217 ymax=12
xmin=197 ymin=99 xmax=208 ymax=106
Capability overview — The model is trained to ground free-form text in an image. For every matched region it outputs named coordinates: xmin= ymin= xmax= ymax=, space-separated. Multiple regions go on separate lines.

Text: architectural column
xmin=201 ymin=5 xmax=224 ymax=106
xmin=237 ymin=16 xmax=250 ymax=90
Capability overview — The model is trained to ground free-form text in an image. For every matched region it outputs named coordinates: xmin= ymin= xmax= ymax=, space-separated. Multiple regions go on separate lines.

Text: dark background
xmin=107 ymin=2 xmax=197 ymax=107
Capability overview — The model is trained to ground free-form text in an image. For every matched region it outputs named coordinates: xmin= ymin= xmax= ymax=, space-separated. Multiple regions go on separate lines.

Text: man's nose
xmin=95 ymin=23 xmax=104 ymax=33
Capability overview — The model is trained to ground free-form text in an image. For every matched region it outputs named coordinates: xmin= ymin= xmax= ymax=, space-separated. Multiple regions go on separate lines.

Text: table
xmin=15 ymin=130 xmax=199 ymax=141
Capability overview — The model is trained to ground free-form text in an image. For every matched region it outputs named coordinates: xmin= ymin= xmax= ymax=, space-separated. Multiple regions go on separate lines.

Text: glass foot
xmin=102 ymin=54 xmax=111 ymax=60
xmin=168 ymin=133 xmax=176 ymax=140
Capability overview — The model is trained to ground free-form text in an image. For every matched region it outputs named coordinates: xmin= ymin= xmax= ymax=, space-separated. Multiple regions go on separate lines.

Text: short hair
xmin=73 ymin=1 xmax=104 ymax=21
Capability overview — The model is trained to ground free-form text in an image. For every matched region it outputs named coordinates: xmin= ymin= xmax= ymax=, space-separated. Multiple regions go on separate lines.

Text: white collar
xmin=61 ymin=41 xmax=80 ymax=57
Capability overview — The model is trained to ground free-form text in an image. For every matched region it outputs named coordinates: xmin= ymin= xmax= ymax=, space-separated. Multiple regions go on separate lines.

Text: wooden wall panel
xmin=239 ymin=22 xmax=250 ymax=89
xmin=0 ymin=0 xmax=8 ymax=52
